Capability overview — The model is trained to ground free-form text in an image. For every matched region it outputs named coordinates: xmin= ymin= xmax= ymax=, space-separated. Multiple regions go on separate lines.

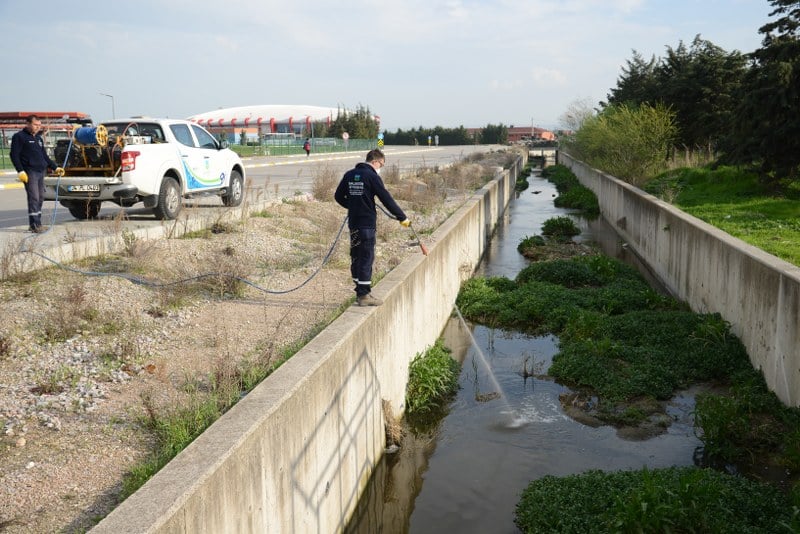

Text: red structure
xmin=0 ymin=111 xmax=92 ymax=148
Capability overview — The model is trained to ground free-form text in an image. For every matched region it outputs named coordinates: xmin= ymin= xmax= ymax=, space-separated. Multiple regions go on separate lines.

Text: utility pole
xmin=99 ymin=93 xmax=116 ymax=119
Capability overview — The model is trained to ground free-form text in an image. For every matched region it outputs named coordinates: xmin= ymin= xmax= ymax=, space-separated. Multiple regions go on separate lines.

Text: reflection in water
xmin=346 ymin=171 xmax=704 ymax=534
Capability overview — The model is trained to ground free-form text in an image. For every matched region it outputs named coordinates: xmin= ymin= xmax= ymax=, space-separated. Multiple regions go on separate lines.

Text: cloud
xmin=531 ymin=67 xmax=568 ymax=86
xmin=489 ymin=79 xmax=524 ymax=91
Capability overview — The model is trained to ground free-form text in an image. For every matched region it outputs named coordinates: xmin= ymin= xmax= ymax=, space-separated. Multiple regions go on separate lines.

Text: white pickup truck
xmin=45 ymin=118 xmax=246 ymax=220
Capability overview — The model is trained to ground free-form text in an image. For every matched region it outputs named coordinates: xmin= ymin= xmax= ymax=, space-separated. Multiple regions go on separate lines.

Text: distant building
xmin=464 ymin=125 xmax=556 ymax=144
xmin=505 ymin=126 xmax=556 ymax=143
xmin=188 ymin=105 xmax=358 ymax=141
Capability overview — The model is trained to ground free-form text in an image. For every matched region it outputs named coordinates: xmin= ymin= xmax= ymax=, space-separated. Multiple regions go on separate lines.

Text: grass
xmin=405 ymin=339 xmax=460 ymax=416
xmin=644 ymin=165 xmax=800 ymax=266
xmin=515 ymin=466 xmax=799 ymax=533
xmin=120 ymin=301 xmax=350 ymax=500
xmin=694 ymin=367 xmax=800 ymax=471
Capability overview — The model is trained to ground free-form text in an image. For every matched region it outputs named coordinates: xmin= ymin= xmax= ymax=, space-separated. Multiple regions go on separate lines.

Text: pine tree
xmin=728 ymin=0 xmax=800 ymax=182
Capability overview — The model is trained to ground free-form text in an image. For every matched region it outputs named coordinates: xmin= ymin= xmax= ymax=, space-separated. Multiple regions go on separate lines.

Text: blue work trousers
xmin=349 ymin=228 xmax=376 ymax=297
xmin=24 ymin=169 xmax=46 ymax=230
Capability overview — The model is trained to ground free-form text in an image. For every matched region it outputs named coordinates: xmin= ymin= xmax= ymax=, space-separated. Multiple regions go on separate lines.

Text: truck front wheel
xmin=222 ymin=170 xmax=244 ymax=207
xmin=64 ymin=200 xmax=102 ymax=220
xmin=153 ymin=176 xmax=182 ymax=220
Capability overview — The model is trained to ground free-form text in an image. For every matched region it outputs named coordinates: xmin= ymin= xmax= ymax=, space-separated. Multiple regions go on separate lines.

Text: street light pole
xmin=99 ymin=93 xmax=115 ymax=119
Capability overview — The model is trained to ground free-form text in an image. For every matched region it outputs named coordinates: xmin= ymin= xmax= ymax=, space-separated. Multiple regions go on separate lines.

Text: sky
xmin=0 ymin=0 xmax=774 ymax=132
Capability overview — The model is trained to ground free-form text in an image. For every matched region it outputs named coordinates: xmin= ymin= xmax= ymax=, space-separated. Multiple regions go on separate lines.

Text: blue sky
xmin=0 ymin=0 xmax=773 ymax=131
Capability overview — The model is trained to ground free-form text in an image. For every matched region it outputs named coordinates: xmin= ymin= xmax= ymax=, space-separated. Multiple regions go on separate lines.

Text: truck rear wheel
xmin=153 ymin=176 xmax=182 ymax=220
xmin=64 ymin=200 xmax=102 ymax=220
xmin=222 ymin=170 xmax=244 ymax=207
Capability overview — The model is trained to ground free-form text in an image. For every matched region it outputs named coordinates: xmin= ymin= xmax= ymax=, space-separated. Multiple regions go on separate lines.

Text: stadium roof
xmin=188 ymin=105 xmax=348 ymax=128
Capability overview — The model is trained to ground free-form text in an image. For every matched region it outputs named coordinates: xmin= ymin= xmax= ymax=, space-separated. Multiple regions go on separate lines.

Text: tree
xmin=605 ymin=37 xmax=747 ymax=152
xmin=328 ymin=104 xmax=380 ymax=139
xmin=726 ymin=0 xmax=800 ymax=182
xmin=559 ymin=97 xmax=597 ymax=133
xmin=657 ymin=36 xmax=747 ymax=150
xmin=604 ymin=51 xmax=659 ymax=107
xmin=568 ymin=103 xmax=677 ymax=185
xmin=480 ymin=123 xmax=508 ymax=144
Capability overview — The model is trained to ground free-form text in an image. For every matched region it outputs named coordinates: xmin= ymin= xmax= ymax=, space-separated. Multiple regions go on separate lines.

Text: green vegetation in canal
xmin=540 ymin=216 xmax=581 ymax=242
xmin=644 ymin=165 xmax=800 ymax=267
xmin=515 ymin=161 xmax=533 ymax=192
xmin=695 ymin=367 xmax=800 ymax=472
xmin=456 ymin=254 xmax=750 ymax=427
xmin=405 ymin=339 xmax=460 ymax=417
xmin=541 ymin=164 xmax=600 ymax=217
xmin=461 ymin=250 xmax=800 ymax=518
xmin=515 ymin=466 xmax=799 ymax=533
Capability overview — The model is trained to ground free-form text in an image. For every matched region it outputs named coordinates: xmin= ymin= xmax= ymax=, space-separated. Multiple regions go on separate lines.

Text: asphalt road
xmin=0 ymin=145 xmax=495 ymax=230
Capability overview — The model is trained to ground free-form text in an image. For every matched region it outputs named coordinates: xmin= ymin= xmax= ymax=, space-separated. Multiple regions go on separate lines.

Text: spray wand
xmin=377 ymin=204 xmax=429 ymax=256
xmin=408 ymin=223 xmax=429 ymax=256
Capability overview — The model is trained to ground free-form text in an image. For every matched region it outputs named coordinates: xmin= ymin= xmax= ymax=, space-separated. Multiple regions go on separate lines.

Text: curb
xmin=0 ymin=182 xmax=23 ymax=190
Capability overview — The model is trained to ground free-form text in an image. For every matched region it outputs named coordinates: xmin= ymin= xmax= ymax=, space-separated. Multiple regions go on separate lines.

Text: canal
xmin=346 ymin=170 xmax=704 ymax=533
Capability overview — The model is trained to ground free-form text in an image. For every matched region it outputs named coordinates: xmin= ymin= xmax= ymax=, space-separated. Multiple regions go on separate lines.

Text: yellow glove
xmin=17 ymin=171 xmax=28 ymax=184
xmin=400 ymin=219 xmax=411 ymax=228
xmin=55 ymin=167 xmax=65 ymax=177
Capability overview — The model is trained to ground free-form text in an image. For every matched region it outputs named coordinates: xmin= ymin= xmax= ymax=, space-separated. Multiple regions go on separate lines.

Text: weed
xmin=311 ymin=165 xmax=339 ymax=201
xmin=405 ymin=339 xmax=460 ymax=416
xmin=541 ymin=216 xmax=580 ymax=242
xmin=515 ymin=467 xmax=796 ymax=533
xmin=41 ymin=281 xmax=100 ymax=341
xmin=31 ymin=364 xmax=79 ymax=395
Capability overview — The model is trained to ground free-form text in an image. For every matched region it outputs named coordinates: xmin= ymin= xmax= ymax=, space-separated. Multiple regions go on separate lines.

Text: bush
xmin=553 ymin=186 xmax=600 ymax=216
xmin=540 ymin=216 xmax=580 ymax=242
xmin=517 ymin=235 xmax=545 ymax=253
xmin=516 ymin=467 xmax=797 ymax=533
xmin=565 ymin=103 xmax=677 ymax=186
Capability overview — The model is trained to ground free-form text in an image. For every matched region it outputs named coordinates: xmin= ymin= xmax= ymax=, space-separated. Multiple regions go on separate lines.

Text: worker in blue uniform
xmin=10 ymin=115 xmax=64 ymax=233
xmin=335 ymin=149 xmax=410 ymax=306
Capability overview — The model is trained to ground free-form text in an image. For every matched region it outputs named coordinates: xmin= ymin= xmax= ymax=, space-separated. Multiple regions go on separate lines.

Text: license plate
xmin=67 ymin=184 xmax=101 ymax=192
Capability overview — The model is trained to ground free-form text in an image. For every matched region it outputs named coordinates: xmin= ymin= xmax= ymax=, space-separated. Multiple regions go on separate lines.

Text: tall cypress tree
xmin=727 ymin=0 xmax=800 ymax=182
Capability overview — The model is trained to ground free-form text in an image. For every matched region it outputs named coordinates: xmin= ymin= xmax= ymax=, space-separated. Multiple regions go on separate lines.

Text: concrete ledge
xmin=561 ymin=153 xmax=800 ymax=407
xmin=91 ymin=157 xmax=525 ymax=532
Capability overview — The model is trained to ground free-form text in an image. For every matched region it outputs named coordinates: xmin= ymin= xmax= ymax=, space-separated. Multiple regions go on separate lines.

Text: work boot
xmin=357 ymin=294 xmax=383 ymax=307
xmin=30 ymin=226 xmax=48 ymax=234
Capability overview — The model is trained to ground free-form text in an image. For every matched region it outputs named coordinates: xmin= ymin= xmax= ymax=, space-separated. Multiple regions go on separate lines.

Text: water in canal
xmin=345 ymin=171 xmax=703 ymax=534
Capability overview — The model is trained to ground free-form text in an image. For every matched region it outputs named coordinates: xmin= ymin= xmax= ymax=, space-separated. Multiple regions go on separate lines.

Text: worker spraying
xmin=335 ymin=149 xmax=411 ymax=307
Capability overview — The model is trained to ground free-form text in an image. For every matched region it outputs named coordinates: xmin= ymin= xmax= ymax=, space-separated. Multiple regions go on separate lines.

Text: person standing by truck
xmin=334 ymin=149 xmax=410 ymax=306
xmin=10 ymin=115 xmax=63 ymax=233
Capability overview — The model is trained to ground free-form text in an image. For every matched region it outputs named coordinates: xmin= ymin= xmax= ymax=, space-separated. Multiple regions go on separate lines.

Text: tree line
xmin=303 ymin=106 xmax=509 ymax=146
xmin=381 ymin=124 xmax=509 ymax=145
xmin=566 ymin=0 xmax=799 ymax=185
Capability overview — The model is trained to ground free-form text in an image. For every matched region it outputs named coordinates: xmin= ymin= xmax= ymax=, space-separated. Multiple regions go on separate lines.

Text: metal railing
xmin=230 ymin=137 xmax=376 ymax=157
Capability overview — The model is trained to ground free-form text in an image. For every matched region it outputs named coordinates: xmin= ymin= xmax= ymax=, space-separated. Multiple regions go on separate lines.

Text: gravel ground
xmin=0 ymin=150 xmax=518 ymax=533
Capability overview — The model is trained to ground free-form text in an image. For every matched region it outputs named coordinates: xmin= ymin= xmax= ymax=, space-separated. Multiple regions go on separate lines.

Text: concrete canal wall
xmin=92 ymin=156 xmax=525 ymax=533
xmin=560 ymin=153 xmax=800 ymax=408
